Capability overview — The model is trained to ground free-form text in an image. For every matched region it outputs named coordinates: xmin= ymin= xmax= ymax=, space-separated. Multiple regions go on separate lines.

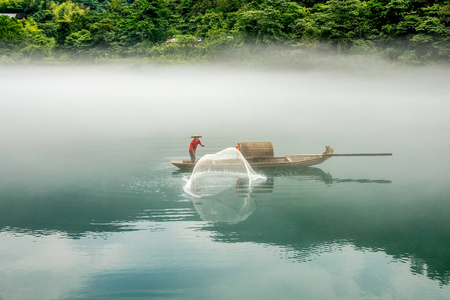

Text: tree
xmin=299 ymin=0 xmax=373 ymax=53
xmin=89 ymin=18 xmax=116 ymax=46
xmin=109 ymin=0 xmax=124 ymax=12
xmin=55 ymin=20 xmax=72 ymax=44
xmin=281 ymin=2 xmax=308 ymax=38
xmin=0 ymin=16 xmax=24 ymax=41
xmin=52 ymin=0 xmax=88 ymax=21
xmin=20 ymin=19 xmax=55 ymax=56
xmin=195 ymin=12 xmax=226 ymax=38
xmin=234 ymin=6 xmax=286 ymax=44
xmin=116 ymin=0 xmax=170 ymax=45
xmin=438 ymin=4 xmax=450 ymax=26
xmin=65 ymin=28 xmax=93 ymax=50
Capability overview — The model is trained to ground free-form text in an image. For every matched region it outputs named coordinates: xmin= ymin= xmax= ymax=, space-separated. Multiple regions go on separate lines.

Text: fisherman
xmin=189 ymin=134 xmax=205 ymax=163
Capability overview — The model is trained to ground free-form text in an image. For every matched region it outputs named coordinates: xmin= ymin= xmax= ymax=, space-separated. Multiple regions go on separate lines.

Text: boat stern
xmin=171 ymin=160 xmax=196 ymax=170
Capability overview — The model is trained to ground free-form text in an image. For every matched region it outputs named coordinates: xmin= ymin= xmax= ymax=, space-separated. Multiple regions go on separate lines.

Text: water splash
xmin=183 ymin=147 xmax=265 ymax=197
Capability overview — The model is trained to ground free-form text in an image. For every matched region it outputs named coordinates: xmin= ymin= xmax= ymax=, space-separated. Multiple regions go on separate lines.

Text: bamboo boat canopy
xmin=238 ymin=142 xmax=274 ymax=159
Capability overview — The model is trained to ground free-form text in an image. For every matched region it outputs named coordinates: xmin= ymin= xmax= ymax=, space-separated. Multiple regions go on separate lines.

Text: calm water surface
xmin=1 ymin=64 xmax=450 ymax=300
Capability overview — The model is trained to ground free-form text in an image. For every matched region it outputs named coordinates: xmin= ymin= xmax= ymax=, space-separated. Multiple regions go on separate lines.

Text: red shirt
xmin=189 ymin=139 xmax=202 ymax=152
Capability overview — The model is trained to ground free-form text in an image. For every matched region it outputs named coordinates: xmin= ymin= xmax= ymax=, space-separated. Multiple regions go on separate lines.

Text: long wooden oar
xmin=323 ymin=153 xmax=392 ymax=156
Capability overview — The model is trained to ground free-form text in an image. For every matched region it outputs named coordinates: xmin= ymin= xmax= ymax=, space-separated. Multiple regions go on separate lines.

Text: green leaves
xmin=115 ymin=0 xmax=170 ymax=44
xmin=0 ymin=15 xmax=24 ymax=41
xmin=0 ymin=0 xmax=448 ymax=63
xmin=65 ymin=28 xmax=92 ymax=49
xmin=52 ymin=0 xmax=88 ymax=21
xmin=234 ymin=6 xmax=287 ymax=44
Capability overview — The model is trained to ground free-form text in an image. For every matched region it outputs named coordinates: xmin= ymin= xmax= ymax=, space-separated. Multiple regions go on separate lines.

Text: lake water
xmin=1 ymin=62 xmax=450 ymax=300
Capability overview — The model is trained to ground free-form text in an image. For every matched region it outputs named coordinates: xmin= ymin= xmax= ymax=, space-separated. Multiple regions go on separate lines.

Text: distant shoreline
xmin=1 ymin=44 xmax=450 ymax=67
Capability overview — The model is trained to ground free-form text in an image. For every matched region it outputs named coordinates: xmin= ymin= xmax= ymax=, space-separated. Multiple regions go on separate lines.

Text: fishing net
xmin=184 ymin=147 xmax=264 ymax=197
xmin=192 ymin=196 xmax=256 ymax=223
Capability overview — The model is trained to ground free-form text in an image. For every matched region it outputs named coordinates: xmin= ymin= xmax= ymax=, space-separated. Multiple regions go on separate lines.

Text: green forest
xmin=1 ymin=0 xmax=449 ymax=63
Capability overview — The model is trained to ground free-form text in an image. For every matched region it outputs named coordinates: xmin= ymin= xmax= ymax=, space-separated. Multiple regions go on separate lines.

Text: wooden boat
xmin=171 ymin=142 xmax=335 ymax=170
xmin=171 ymin=142 xmax=393 ymax=171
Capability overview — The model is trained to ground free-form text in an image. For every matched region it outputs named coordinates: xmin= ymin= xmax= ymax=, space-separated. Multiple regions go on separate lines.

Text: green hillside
xmin=1 ymin=0 xmax=449 ymax=63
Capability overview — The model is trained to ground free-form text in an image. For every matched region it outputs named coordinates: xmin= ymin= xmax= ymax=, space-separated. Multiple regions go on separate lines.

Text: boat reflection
xmin=261 ymin=167 xmax=333 ymax=184
xmin=186 ymin=167 xmax=392 ymax=224
xmin=176 ymin=167 xmax=392 ymax=188
xmin=0 ymin=167 xmax=393 ymax=237
xmin=260 ymin=167 xmax=392 ymax=185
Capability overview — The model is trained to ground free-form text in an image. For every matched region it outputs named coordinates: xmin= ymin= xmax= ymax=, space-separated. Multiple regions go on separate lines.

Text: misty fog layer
xmin=1 ymin=62 xmax=449 ymax=153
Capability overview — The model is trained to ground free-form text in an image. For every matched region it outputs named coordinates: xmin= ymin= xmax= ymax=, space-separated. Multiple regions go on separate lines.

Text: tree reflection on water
xmin=0 ymin=166 xmax=448 ymax=286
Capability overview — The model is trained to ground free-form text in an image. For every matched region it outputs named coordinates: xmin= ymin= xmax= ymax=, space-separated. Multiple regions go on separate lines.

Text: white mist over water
xmin=1 ymin=61 xmax=449 ymax=165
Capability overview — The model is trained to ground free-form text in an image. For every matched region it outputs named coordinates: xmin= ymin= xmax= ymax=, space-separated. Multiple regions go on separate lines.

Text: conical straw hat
xmin=191 ymin=134 xmax=202 ymax=138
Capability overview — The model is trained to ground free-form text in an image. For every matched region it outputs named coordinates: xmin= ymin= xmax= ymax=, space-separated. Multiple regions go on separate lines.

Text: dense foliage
xmin=1 ymin=0 xmax=449 ymax=63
